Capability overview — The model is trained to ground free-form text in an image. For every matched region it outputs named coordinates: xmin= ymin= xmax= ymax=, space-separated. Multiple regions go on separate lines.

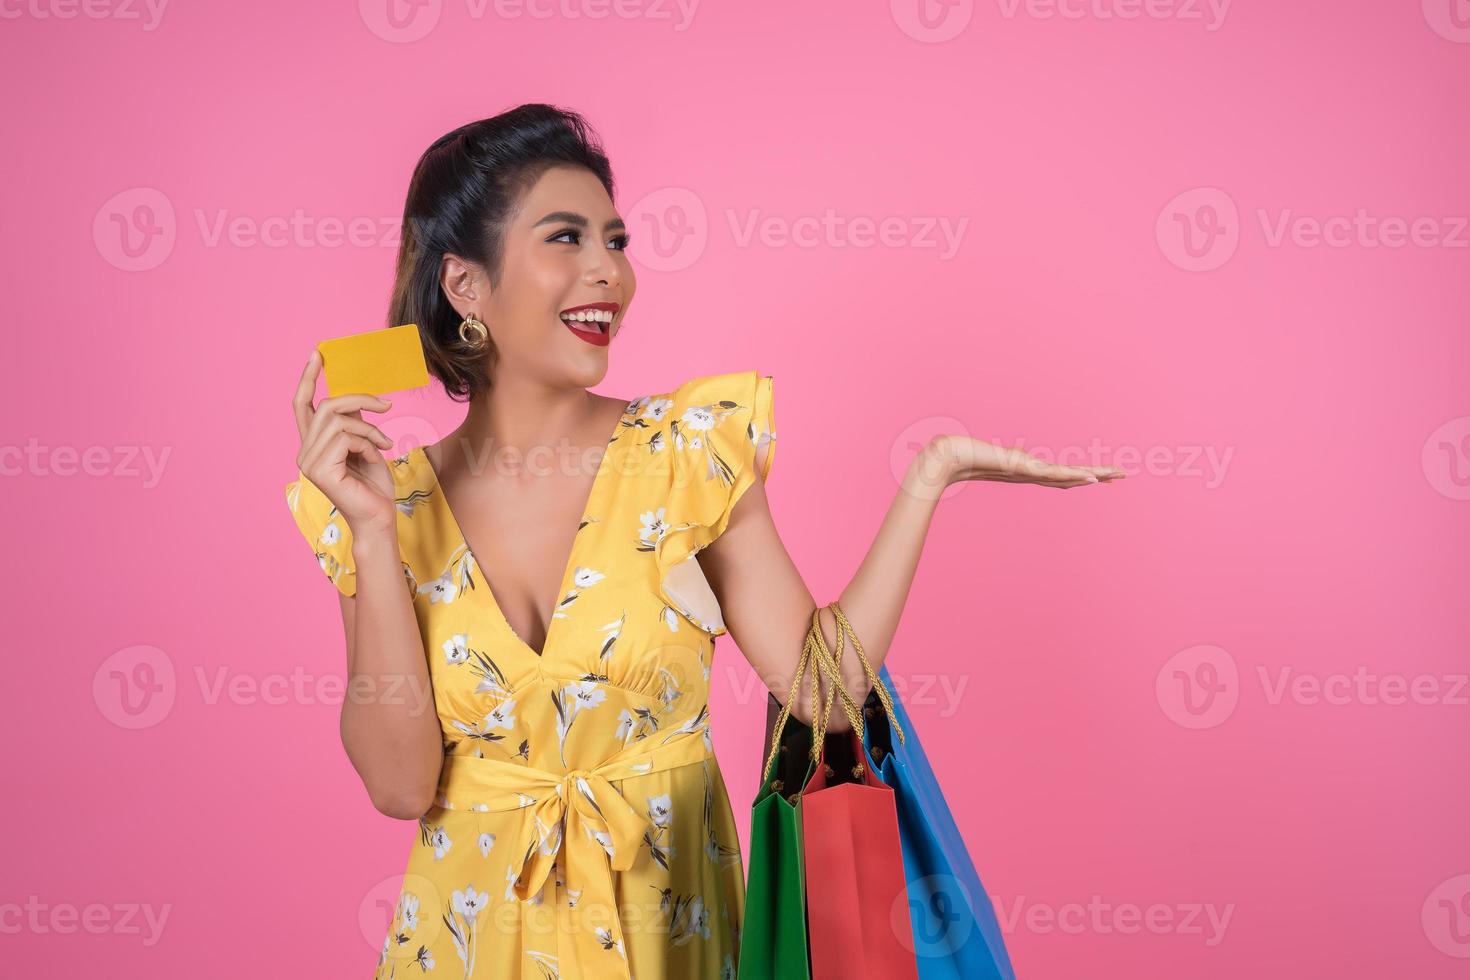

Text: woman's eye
xmin=549 ymin=229 xmax=631 ymax=251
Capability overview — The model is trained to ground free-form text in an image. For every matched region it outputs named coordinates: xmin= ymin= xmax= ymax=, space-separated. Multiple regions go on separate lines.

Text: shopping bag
xmin=861 ymin=661 xmax=1017 ymax=980
xmin=796 ymin=603 xmax=919 ymax=980
xmin=799 ymin=729 xmax=919 ymax=979
xmin=736 ymin=690 xmax=815 ymax=980
xmin=737 ymin=612 xmax=828 ymax=980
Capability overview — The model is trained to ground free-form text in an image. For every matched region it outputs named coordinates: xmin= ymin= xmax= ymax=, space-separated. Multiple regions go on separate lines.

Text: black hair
xmin=388 ymin=104 xmax=616 ymax=401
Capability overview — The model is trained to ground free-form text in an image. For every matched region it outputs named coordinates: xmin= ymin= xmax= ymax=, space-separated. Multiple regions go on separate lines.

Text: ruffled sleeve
xmin=652 ymin=369 xmax=776 ymax=636
xmin=283 ymin=470 xmax=359 ymax=597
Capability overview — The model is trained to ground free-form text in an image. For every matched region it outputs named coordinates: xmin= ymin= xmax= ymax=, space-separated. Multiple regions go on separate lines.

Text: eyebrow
xmin=533 ymin=210 xmax=627 ymax=233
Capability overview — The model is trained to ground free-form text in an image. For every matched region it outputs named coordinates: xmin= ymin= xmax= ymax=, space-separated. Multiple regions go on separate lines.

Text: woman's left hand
xmin=921 ymin=433 xmax=1127 ymax=490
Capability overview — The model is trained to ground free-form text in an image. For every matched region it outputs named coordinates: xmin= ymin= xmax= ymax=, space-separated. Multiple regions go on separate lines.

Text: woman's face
xmin=474 ymin=164 xmax=635 ymax=387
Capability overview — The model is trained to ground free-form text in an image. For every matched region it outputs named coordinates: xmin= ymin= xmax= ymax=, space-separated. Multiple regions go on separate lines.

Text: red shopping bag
xmin=796 ymin=602 xmax=918 ymax=980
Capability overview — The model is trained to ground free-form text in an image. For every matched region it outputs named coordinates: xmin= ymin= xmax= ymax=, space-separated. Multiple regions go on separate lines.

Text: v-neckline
xmin=416 ymin=400 xmax=633 ymax=659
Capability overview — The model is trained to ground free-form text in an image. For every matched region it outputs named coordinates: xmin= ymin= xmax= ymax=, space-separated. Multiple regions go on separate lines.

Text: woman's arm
xmin=292 ymin=352 xmax=443 ymax=820
xmin=335 ymin=528 xmax=444 ymax=819
xmin=698 ymin=434 xmax=1123 ymax=731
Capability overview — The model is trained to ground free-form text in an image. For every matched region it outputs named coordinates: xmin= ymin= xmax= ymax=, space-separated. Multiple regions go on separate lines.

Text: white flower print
xmin=552 ymin=679 xmax=608 ymax=763
xmin=569 ymin=681 xmax=607 ymax=711
xmin=452 ymin=884 xmax=488 ymax=918
xmin=526 ymin=950 xmax=559 ymax=974
xmin=638 ymin=507 xmax=668 ymax=550
xmin=667 ymin=892 xmax=712 ymax=945
xmin=585 ymin=822 xmax=615 ymax=860
xmin=680 ymin=404 xmax=717 ymax=432
xmin=704 ymin=767 xmax=741 ymax=866
xmin=418 ymin=572 xmax=457 ymax=605
xmin=429 ymin=825 xmax=453 ymax=860
xmin=451 ymin=716 xmax=507 ymax=745
xmin=640 ymin=396 xmax=673 ymax=422
xmin=643 ymin=827 xmax=675 ymax=869
xmin=443 ymin=634 xmax=470 ymax=665
xmin=477 ymin=832 xmax=496 ymax=858
xmin=571 ymin=566 xmax=605 ymax=589
xmin=657 ymin=667 xmax=684 ymax=712
xmin=418 ymin=544 xmax=478 ymax=605
xmin=647 ymin=793 xmax=673 ymax=828
xmin=379 ymin=888 xmax=435 ymax=976
xmin=721 ymin=952 xmax=736 ymax=980
xmin=446 ymin=884 xmax=489 ymax=977
xmin=395 ymin=486 xmax=433 ymax=518
xmin=705 ymin=834 xmax=740 ymax=867
xmin=662 ymin=703 xmax=709 ymax=745
xmin=596 ymin=614 xmax=625 ymax=667
xmin=615 ymin=706 xmax=660 ymax=744
xmin=467 ymin=649 xmax=512 ymax=697
xmin=536 ymin=814 xmax=565 ymax=858
xmin=689 ymin=895 xmax=712 ymax=941
xmin=319 ymin=521 xmax=342 ymax=547
xmin=594 ymin=925 xmax=627 ymax=958
xmin=399 ymin=892 xmax=421 ymax=931
xmin=485 ymin=698 xmax=517 ymax=731
xmin=505 ymin=865 xmax=520 ymax=902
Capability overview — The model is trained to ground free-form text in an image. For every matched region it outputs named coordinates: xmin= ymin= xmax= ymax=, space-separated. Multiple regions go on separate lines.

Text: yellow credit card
xmin=317 ymin=323 xmax=430 ymax=397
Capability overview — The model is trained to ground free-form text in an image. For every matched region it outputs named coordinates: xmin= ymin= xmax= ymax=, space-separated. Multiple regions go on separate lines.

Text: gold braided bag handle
xmin=759 ymin=609 xmax=821 ymax=785
xmin=760 ymin=604 xmax=860 ymax=785
xmin=827 ymin=601 xmax=905 ymax=749
xmin=805 ymin=606 xmax=868 ymax=751
xmin=761 ymin=602 xmax=906 ymax=785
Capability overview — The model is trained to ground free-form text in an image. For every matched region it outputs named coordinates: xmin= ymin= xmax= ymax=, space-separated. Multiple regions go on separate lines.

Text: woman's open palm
xmin=932 ymin=433 xmax=1127 ymax=489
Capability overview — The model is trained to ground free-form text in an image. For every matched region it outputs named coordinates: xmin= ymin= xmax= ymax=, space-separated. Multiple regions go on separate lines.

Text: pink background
xmin=5 ymin=1 xmax=1468 ymax=976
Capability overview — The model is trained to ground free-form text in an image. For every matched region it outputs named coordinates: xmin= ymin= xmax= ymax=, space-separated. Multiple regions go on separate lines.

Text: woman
xmin=285 ymin=103 xmax=1121 ymax=980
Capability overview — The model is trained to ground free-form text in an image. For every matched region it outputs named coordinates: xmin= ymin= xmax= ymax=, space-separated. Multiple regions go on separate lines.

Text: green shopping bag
xmin=737 ymin=689 xmax=816 ymax=980
xmin=738 ymin=608 xmax=849 ymax=980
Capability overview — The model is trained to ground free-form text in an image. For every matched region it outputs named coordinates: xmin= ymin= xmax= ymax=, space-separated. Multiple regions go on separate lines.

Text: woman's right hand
xmin=292 ymin=350 xmax=398 ymax=535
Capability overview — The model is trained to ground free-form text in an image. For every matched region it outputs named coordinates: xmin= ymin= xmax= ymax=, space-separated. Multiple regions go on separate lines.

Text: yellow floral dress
xmin=284 ymin=370 xmax=776 ymax=980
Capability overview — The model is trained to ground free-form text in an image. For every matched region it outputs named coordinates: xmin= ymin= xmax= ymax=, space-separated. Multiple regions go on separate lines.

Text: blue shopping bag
xmin=860 ymin=663 xmax=1017 ymax=980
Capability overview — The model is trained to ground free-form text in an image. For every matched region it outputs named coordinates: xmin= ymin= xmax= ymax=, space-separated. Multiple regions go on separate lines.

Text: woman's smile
xmin=559 ymin=300 xmax=620 ymax=347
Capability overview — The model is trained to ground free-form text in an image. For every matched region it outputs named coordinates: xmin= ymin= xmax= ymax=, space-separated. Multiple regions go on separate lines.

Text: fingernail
xmin=1087 ymin=475 xmax=1098 ymax=483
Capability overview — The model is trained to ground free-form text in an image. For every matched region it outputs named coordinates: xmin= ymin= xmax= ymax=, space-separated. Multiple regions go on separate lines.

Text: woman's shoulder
xmin=623 ymin=368 xmax=774 ymax=425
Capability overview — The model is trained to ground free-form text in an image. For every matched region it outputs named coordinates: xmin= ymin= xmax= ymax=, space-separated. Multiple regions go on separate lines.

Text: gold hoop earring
xmin=458 ymin=312 xmax=489 ymax=348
